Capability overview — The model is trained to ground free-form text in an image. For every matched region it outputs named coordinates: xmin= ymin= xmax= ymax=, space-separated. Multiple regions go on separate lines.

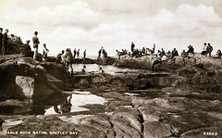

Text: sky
xmin=0 ymin=0 xmax=222 ymax=56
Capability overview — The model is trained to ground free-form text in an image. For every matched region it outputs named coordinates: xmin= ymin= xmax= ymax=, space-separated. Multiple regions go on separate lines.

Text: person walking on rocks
xmin=1 ymin=29 xmax=9 ymax=55
xmin=32 ymin=31 xmax=40 ymax=60
xmin=206 ymin=43 xmax=213 ymax=57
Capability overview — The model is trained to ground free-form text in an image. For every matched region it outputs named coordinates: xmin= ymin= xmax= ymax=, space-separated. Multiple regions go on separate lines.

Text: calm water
xmin=72 ymin=64 xmax=141 ymax=75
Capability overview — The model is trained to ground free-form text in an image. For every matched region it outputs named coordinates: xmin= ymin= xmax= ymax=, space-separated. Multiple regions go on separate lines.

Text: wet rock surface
xmin=0 ymin=54 xmax=222 ymax=137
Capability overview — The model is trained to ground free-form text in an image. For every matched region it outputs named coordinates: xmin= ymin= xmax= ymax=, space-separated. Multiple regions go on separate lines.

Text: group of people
xmin=0 ymin=28 xmax=9 ymax=55
xmin=98 ymin=46 xmax=108 ymax=58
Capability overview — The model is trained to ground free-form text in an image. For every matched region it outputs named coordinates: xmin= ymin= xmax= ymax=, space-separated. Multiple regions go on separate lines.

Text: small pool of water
xmin=72 ymin=64 xmax=141 ymax=75
xmin=45 ymin=90 xmax=106 ymax=115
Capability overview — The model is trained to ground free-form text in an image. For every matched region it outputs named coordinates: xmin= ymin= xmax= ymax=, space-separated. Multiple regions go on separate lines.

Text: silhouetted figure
xmin=187 ymin=45 xmax=194 ymax=55
xmin=99 ymin=67 xmax=104 ymax=73
xmin=32 ymin=31 xmax=40 ymax=60
xmin=83 ymin=50 xmax=86 ymax=59
xmin=206 ymin=43 xmax=213 ymax=57
xmin=73 ymin=48 xmax=77 ymax=58
xmin=201 ymin=43 xmax=207 ymax=56
xmin=82 ymin=65 xmax=86 ymax=73
xmin=216 ymin=49 xmax=222 ymax=58
xmin=172 ymin=48 xmax=179 ymax=58
xmin=1 ymin=29 xmax=9 ymax=55
xmin=56 ymin=50 xmax=65 ymax=63
xmin=0 ymin=28 xmax=3 ymax=55
xmin=64 ymin=48 xmax=73 ymax=74
xmin=103 ymin=49 xmax=108 ymax=57
xmin=131 ymin=42 xmax=135 ymax=52
xmin=22 ymin=40 xmax=32 ymax=57
xmin=77 ymin=49 xmax=80 ymax=58
xmin=0 ymin=118 xmax=4 ymax=131
xmin=42 ymin=43 xmax=49 ymax=62
xmin=98 ymin=49 xmax=102 ymax=58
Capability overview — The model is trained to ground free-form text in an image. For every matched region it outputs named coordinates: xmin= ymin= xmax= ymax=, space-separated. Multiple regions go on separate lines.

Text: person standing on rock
xmin=42 ymin=43 xmax=49 ymax=62
xmin=1 ymin=29 xmax=9 ymax=55
xmin=131 ymin=42 xmax=135 ymax=53
xmin=73 ymin=48 xmax=77 ymax=58
xmin=83 ymin=50 xmax=86 ymax=59
xmin=77 ymin=49 xmax=80 ymax=58
xmin=0 ymin=28 xmax=3 ymax=55
xmin=32 ymin=31 xmax=40 ymax=60
xmin=201 ymin=43 xmax=207 ymax=56
xmin=206 ymin=43 xmax=213 ymax=57
xmin=64 ymin=48 xmax=73 ymax=74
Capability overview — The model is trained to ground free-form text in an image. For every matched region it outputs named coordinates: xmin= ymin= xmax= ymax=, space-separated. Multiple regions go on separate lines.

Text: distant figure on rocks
xmin=73 ymin=48 xmax=77 ymax=58
xmin=216 ymin=49 xmax=222 ymax=58
xmin=187 ymin=45 xmax=194 ymax=55
xmin=206 ymin=43 xmax=213 ymax=57
xmin=98 ymin=49 xmax=102 ymax=58
xmin=32 ymin=31 xmax=40 ymax=60
xmin=56 ymin=50 xmax=65 ymax=63
xmin=201 ymin=43 xmax=207 ymax=56
xmin=82 ymin=65 xmax=86 ymax=73
xmin=1 ymin=29 xmax=9 ymax=55
xmin=64 ymin=48 xmax=73 ymax=74
xmin=181 ymin=50 xmax=188 ymax=66
xmin=42 ymin=43 xmax=49 ymax=62
xmin=0 ymin=118 xmax=4 ymax=131
xmin=99 ymin=67 xmax=104 ymax=73
xmin=103 ymin=49 xmax=108 ymax=58
xmin=22 ymin=40 xmax=32 ymax=57
xmin=77 ymin=49 xmax=80 ymax=58
xmin=0 ymin=28 xmax=3 ymax=55
xmin=83 ymin=50 xmax=86 ymax=59
xmin=131 ymin=42 xmax=135 ymax=52
xmin=172 ymin=48 xmax=179 ymax=58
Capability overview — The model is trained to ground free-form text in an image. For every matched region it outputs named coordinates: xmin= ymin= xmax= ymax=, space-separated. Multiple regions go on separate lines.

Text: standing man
xmin=64 ymin=48 xmax=73 ymax=74
xmin=83 ymin=50 xmax=86 ymax=59
xmin=32 ymin=31 xmax=40 ymax=60
xmin=206 ymin=43 xmax=213 ymax=57
xmin=0 ymin=28 xmax=3 ymax=54
xmin=131 ymin=42 xmax=135 ymax=53
xmin=77 ymin=49 xmax=80 ymax=58
xmin=73 ymin=48 xmax=77 ymax=58
xmin=2 ymin=29 xmax=9 ymax=55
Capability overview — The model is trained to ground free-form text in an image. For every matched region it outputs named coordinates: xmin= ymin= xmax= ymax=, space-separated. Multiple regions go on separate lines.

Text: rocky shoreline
xmin=0 ymin=54 xmax=222 ymax=137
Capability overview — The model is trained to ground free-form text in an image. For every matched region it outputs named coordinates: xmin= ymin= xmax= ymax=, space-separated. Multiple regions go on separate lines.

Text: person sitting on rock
xmin=206 ymin=43 xmax=213 ymax=57
xmin=54 ymin=95 xmax=72 ymax=114
xmin=172 ymin=48 xmax=179 ymax=58
xmin=22 ymin=40 xmax=32 ymax=57
xmin=216 ymin=49 xmax=222 ymax=58
xmin=42 ymin=43 xmax=49 ymax=62
xmin=187 ymin=45 xmax=194 ymax=55
xmin=56 ymin=50 xmax=65 ymax=63
xmin=64 ymin=48 xmax=74 ymax=74
xmin=82 ymin=65 xmax=86 ymax=73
